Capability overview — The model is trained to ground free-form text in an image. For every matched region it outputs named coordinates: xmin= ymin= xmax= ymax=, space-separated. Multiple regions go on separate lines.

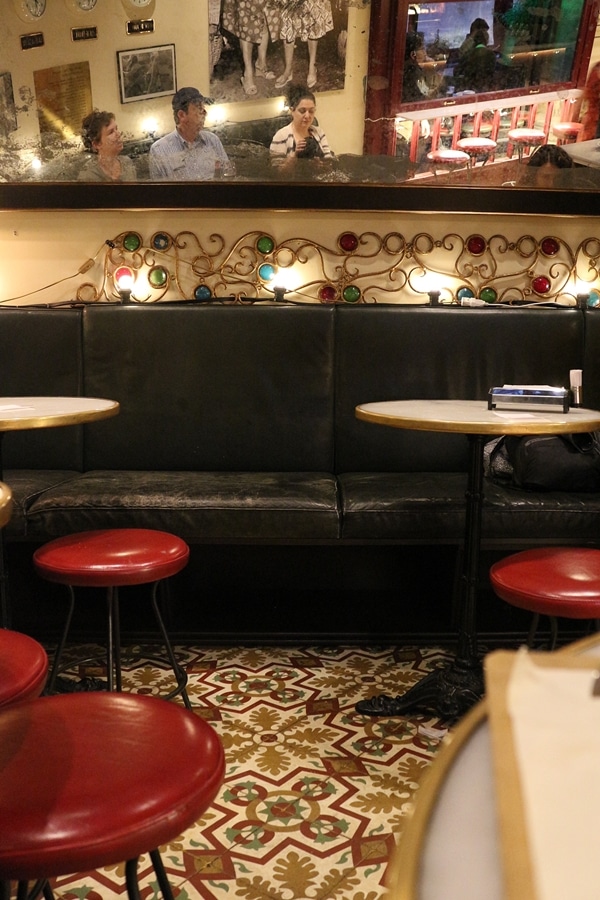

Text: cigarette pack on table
xmin=488 ymin=385 xmax=570 ymax=413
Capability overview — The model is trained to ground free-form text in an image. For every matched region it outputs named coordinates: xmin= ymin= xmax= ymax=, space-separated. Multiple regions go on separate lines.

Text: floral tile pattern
xmin=25 ymin=644 xmax=454 ymax=900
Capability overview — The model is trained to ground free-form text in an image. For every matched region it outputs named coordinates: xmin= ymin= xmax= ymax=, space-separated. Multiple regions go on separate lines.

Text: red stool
xmin=427 ymin=148 xmax=470 ymax=177
xmin=490 ymin=547 xmax=600 ymax=649
xmin=0 ymin=692 xmax=224 ymax=900
xmin=552 ymin=122 xmax=582 ymax=145
xmin=507 ymin=127 xmax=546 ymax=162
xmin=0 ymin=629 xmax=48 ymax=709
xmin=34 ymin=529 xmax=191 ymax=707
xmin=456 ymin=136 xmax=497 ymax=168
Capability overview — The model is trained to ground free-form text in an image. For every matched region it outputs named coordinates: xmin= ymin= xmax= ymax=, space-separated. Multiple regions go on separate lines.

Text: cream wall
xmin=1 ymin=208 xmax=600 ymax=306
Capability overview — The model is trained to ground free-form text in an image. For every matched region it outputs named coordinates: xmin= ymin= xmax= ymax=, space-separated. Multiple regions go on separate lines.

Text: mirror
xmin=0 ymin=0 xmax=598 ymax=212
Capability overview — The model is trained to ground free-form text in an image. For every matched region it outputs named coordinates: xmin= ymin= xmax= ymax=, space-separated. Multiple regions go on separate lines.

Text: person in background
xmin=402 ymin=32 xmax=429 ymax=103
xmin=274 ymin=0 xmax=334 ymax=91
xmin=78 ymin=110 xmax=136 ymax=182
xmin=270 ymin=83 xmax=334 ymax=162
xmin=454 ymin=28 xmax=496 ymax=92
xmin=221 ymin=0 xmax=279 ymax=96
xmin=149 ymin=86 xmax=230 ymax=180
xmin=576 ymin=61 xmax=600 ymax=143
xmin=458 ymin=17 xmax=490 ymax=56
xmin=525 ymin=143 xmax=574 ymax=186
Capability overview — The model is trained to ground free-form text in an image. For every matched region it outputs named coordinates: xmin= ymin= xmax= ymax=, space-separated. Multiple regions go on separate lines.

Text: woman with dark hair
xmin=269 ymin=83 xmax=334 ymax=160
xmin=78 ymin=110 xmax=136 ymax=182
xmin=526 ymin=143 xmax=574 ymax=186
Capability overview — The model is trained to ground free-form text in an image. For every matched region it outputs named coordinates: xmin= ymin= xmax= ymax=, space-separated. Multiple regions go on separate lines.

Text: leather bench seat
xmin=21 ymin=470 xmax=340 ymax=542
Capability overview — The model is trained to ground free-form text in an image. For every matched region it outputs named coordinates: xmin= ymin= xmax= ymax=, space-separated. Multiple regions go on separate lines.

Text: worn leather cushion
xmin=340 ymin=472 xmax=600 ymax=543
xmin=24 ymin=470 xmax=340 ymax=541
xmin=0 ymin=693 xmax=224 ymax=879
xmin=2 ymin=470 xmax=82 ymax=538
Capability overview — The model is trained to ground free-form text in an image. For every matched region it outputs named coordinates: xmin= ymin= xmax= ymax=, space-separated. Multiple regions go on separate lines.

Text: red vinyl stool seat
xmin=507 ymin=127 xmax=546 ymax=162
xmin=490 ymin=547 xmax=600 ymax=649
xmin=0 ymin=692 xmax=225 ymax=900
xmin=0 ymin=629 xmax=48 ymax=709
xmin=34 ymin=529 xmax=191 ymax=707
xmin=427 ymin=148 xmax=470 ymax=178
xmin=456 ymin=136 xmax=497 ymax=168
xmin=552 ymin=121 xmax=583 ymax=145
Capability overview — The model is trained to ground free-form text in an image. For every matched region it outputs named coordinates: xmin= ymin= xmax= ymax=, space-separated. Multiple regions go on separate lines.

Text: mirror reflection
xmin=0 ymin=0 xmax=598 ymax=194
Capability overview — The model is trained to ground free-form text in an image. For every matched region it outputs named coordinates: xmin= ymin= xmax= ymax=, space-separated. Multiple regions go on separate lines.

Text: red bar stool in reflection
xmin=507 ymin=127 xmax=546 ymax=162
xmin=552 ymin=121 xmax=583 ymax=145
xmin=427 ymin=148 xmax=470 ymax=177
xmin=34 ymin=528 xmax=191 ymax=707
xmin=490 ymin=547 xmax=600 ymax=650
xmin=0 ymin=692 xmax=225 ymax=900
xmin=456 ymin=136 xmax=497 ymax=169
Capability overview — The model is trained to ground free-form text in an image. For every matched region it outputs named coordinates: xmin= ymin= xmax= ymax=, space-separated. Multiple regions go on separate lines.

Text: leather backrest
xmin=82 ymin=303 xmax=336 ymax=471
xmin=334 ymin=305 xmax=585 ymax=473
xmin=0 ymin=308 xmax=84 ymax=470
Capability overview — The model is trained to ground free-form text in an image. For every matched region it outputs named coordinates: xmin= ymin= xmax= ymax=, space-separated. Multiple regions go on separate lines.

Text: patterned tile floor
xmin=24 ymin=643 xmax=456 ymax=900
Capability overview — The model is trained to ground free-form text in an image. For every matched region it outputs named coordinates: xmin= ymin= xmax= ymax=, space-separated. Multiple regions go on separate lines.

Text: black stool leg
xmin=150 ymin=849 xmax=176 ymax=900
xmin=125 ymin=859 xmax=142 ymax=900
xmin=46 ymin=585 xmax=76 ymax=694
xmin=106 ymin=586 xmax=123 ymax=693
xmin=151 ymin=581 xmax=192 ymax=709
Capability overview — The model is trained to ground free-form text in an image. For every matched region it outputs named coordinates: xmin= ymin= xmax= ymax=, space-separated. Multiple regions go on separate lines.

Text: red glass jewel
xmin=339 ymin=232 xmax=359 ymax=253
xmin=540 ymin=237 xmax=560 ymax=256
xmin=319 ymin=285 xmax=337 ymax=302
xmin=467 ymin=235 xmax=486 ymax=255
xmin=532 ymin=275 xmax=551 ymax=294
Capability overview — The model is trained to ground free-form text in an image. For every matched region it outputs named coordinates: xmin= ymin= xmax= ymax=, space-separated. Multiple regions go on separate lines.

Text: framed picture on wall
xmin=117 ymin=43 xmax=176 ymax=103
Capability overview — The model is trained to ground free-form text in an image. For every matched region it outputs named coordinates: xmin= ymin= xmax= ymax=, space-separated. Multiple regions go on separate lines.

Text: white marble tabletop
xmin=356 ymin=399 xmax=600 ymax=436
xmin=563 ymin=138 xmax=600 ymax=168
xmin=0 ymin=397 xmax=119 ymax=432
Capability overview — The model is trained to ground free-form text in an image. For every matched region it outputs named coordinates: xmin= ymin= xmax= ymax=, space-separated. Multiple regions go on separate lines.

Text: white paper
xmin=507 ymin=649 xmax=600 ymax=899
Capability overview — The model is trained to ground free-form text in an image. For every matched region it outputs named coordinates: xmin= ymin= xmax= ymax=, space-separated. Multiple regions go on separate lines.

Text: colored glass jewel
xmin=319 ymin=285 xmax=337 ymax=302
xmin=479 ymin=287 xmax=497 ymax=303
xmin=540 ymin=237 xmax=560 ymax=256
xmin=457 ymin=286 xmax=474 ymax=299
xmin=258 ymin=263 xmax=276 ymax=282
xmin=342 ymin=285 xmax=361 ymax=303
xmin=257 ymin=236 xmax=275 ymax=255
xmin=194 ymin=285 xmax=212 ymax=301
xmin=122 ymin=232 xmax=142 ymax=252
xmin=467 ymin=235 xmax=486 ymax=255
xmin=148 ymin=266 xmax=168 ymax=287
xmin=532 ymin=275 xmax=551 ymax=294
xmin=339 ymin=232 xmax=359 ymax=253
xmin=588 ymin=290 xmax=600 ymax=308
xmin=152 ymin=232 xmax=171 ymax=251
xmin=114 ymin=265 xmax=133 ymax=284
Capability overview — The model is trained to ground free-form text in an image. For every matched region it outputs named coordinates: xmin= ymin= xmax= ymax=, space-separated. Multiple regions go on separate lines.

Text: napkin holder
xmin=488 ymin=386 xmax=570 ymax=413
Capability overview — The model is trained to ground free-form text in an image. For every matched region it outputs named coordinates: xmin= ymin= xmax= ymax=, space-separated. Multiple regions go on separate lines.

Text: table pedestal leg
xmin=356 ymin=434 xmax=486 ymax=720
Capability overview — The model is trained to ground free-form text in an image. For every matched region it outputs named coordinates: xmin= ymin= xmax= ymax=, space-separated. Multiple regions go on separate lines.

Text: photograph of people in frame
xmin=209 ymin=0 xmax=349 ymax=103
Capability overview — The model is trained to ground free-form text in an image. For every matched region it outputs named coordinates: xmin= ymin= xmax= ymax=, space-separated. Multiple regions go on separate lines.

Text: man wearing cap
xmin=149 ymin=86 xmax=230 ymax=180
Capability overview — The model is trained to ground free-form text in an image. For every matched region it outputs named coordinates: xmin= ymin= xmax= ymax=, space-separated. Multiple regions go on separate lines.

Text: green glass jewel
xmin=148 ymin=266 xmax=168 ymax=287
xmin=480 ymin=287 xmax=497 ymax=303
xmin=257 ymin=236 xmax=275 ymax=255
xmin=342 ymin=285 xmax=361 ymax=303
xmin=123 ymin=232 xmax=142 ymax=252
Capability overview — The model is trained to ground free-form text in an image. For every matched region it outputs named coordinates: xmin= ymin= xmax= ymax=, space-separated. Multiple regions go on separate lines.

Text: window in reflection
xmin=401 ymin=0 xmax=586 ymax=105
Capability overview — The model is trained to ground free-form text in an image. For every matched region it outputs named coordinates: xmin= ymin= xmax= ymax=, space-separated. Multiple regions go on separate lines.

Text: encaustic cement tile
xmin=39 ymin=644 xmax=451 ymax=900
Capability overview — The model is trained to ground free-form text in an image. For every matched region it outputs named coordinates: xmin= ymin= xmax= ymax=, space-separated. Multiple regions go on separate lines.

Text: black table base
xmin=355 ymin=657 xmax=484 ymax=720
xmin=356 ymin=434 xmax=487 ymax=720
